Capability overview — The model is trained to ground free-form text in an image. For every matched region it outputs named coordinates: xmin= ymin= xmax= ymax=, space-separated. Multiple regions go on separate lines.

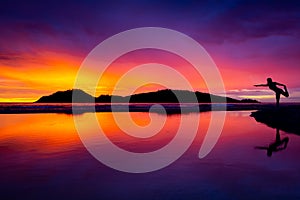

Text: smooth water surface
xmin=0 ymin=111 xmax=300 ymax=199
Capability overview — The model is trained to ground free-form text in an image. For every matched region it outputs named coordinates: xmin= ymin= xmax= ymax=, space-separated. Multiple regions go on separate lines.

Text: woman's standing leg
xmin=276 ymin=92 xmax=280 ymax=108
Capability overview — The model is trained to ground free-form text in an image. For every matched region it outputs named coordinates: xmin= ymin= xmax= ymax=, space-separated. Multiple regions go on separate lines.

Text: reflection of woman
xmin=255 ymin=128 xmax=289 ymax=157
xmin=254 ymin=78 xmax=289 ymax=107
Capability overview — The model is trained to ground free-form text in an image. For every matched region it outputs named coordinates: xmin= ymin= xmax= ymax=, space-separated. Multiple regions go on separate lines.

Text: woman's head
xmin=267 ymin=78 xmax=272 ymax=84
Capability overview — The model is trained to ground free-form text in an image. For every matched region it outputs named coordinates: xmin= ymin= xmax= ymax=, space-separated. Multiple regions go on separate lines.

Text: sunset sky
xmin=0 ymin=0 xmax=299 ymax=102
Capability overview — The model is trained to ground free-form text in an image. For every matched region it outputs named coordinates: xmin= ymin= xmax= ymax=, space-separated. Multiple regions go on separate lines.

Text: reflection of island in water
xmin=251 ymin=106 xmax=300 ymax=157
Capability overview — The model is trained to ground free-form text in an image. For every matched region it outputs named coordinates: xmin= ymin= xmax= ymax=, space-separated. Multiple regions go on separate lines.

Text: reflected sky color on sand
xmin=1 ymin=111 xmax=300 ymax=199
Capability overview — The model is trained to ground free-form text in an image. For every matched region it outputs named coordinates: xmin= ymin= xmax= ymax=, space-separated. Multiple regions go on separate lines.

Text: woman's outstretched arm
xmin=254 ymin=84 xmax=268 ymax=87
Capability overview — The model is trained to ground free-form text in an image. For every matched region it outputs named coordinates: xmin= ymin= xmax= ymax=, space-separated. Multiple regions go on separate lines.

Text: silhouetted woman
xmin=254 ymin=78 xmax=289 ymax=107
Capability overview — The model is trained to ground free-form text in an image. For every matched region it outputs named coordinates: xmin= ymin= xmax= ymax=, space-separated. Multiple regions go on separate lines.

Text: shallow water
xmin=0 ymin=111 xmax=300 ymax=199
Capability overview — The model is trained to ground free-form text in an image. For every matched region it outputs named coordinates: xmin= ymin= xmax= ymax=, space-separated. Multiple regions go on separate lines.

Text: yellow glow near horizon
xmin=0 ymin=98 xmax=37 ymax=103
xmin=1 ymin=48 xmax=299 ymax=102
xmin=0 ymin=51 xmax=83 ymax=102
xmin=239 ymin=95 xmax=274 ymax=99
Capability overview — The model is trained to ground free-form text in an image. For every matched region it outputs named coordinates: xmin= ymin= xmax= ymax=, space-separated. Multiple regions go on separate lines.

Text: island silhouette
xmin=35 ymin=89 xmax=260 ymax=104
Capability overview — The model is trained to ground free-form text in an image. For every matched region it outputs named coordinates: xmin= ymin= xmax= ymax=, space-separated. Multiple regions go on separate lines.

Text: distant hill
xmin=36 ymin=89 xmax=94 ymax=103
xmin=240 ymin=99 xmax=260 ymax=103
xmin=96 ymin=89 xmax=241 ymax=103
xmin=36 ymin=89 xmax=260 ymax=103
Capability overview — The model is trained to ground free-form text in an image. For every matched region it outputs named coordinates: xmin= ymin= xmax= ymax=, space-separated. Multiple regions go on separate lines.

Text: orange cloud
xmin=0 ymin=51 xmax=82 ymax=102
